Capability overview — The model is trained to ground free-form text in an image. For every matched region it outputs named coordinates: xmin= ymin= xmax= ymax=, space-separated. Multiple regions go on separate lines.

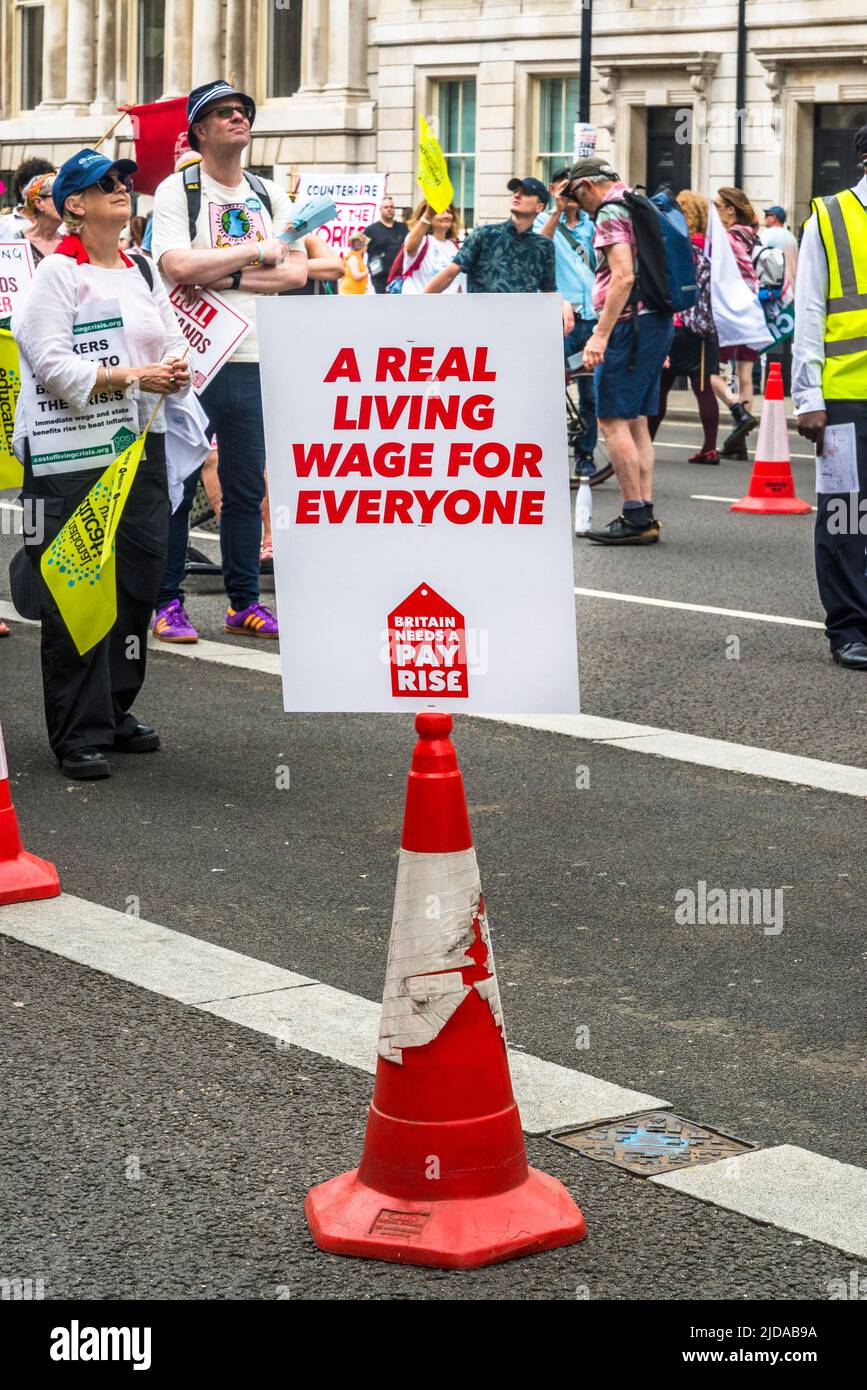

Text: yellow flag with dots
xmin=40 ymin=425 xmax=146 ymax=655
xmin=0 ymin=329 xmax=23 ymax=490
xmin=417 ymin=115 xmax=455 ymax=215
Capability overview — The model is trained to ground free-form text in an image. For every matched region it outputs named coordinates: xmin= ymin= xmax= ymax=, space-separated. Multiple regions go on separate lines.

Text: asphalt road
xmin=1 ymin=420 xmax=865 ymax=1303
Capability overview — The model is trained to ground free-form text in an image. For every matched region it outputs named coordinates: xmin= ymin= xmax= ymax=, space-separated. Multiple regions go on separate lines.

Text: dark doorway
xmin=813 ymin=104 xmax=867 ymax=200
xmin=646 ymin=107 xmax=692 ymax=196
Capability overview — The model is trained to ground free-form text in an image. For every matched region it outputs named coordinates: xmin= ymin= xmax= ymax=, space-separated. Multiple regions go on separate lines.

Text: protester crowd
xmin=2 ymin=73 xmax=866 ymax=774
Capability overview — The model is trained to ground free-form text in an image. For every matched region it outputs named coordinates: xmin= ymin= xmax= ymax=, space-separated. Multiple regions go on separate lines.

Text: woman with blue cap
xmin=12 ymin=148 xmax=192 ymax=779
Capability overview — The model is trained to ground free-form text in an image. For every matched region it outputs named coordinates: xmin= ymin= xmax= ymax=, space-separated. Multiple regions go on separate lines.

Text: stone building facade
xmin=0 ymin=0 xmax=865 ymax=226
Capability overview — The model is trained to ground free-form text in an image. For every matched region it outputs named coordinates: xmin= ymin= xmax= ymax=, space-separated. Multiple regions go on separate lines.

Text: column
xmin=325 ymin=0 xmax=368 ymax=96
xmin=39 ymin=0 xmax=69 ymax=107
xmin=299 ymin=0 xmax=329 ymax=93
xmin=93 ymin=0 xmax=116 ymax=111
xmin=225 ymin=0 xmax=246 ymax=92
xmin=191 ymin=0 xmax=224 ymax=86
xmin=65 ymin=0 xmax=95 ymax=109
xmin=164 ymin=0 xmax=194 ymax=97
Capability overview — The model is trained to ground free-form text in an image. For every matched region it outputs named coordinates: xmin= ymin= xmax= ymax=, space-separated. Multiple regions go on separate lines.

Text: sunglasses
xmin=94 ymin=173 xmax=133 ymax=195
xmin=209 ymin=104 xmax=252 ymax=122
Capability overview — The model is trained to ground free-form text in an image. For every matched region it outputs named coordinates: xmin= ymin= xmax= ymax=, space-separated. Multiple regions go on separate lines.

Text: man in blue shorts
xmin=565 ymin=157 xmax=673 ymax=545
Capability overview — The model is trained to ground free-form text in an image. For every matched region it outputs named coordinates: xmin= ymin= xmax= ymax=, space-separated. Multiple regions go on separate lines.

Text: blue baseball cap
xmin=507 ymin=176 xmax=551 ymax=207
xmin=763 ymin=205 xmax=787 ymax=222
xmin=52 ymin=149 xmax=137 ymax=216
xmin=187 ymin=80 xmax=256 ymax=151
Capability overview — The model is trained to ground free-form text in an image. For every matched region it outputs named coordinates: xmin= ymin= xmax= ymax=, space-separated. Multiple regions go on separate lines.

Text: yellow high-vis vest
xmin=812 ymin=189 xmax=867 ymax=400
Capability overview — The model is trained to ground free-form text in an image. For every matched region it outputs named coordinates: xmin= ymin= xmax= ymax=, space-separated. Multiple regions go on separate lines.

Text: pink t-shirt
xmin=592 ymin=183 xmax=642 ymax=321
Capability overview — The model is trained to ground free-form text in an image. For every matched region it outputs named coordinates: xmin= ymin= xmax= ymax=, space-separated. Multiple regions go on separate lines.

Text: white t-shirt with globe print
xmin=152 ymin=169 xmax=299 ymax=363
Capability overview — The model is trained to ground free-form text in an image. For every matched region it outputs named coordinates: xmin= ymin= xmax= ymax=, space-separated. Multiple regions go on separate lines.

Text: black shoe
xmin=721 ymin=439 xmax=749 ymax=460
xmin=722 ymin=403 xmax=757 ymax=454
xmin=115 ymin=723 xmax=160 ymax=753
xmin=59 ymin=749 xmax=110 ymax=779
xmin=831 ymin=642 xmax=867 ymax=670
xmin=584 ymin=514 xmax=660 ymax=545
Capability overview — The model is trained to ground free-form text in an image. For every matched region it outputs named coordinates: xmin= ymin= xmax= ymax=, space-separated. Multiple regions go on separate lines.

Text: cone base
xmin=0 ymin=850 xmax=61 ymax=907
xmin=731 ymin=495 xmax=812 ymax=514
xmin=305 ymin=1165 xmax=587 ymax=1269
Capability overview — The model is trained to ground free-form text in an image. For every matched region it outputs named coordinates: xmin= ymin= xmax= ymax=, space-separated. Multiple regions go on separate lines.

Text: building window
xmin=438 ymin=79 xmax=476 ymax=228
xmin=137 ymin=0 xmax=165 ymax=104
xmin=536 ymin=77 xmax=580 ymax=183
xmin=269 ymin=0 xmax=303 ymax=98
xmin=646 ymin=107 xmax=691 ymax=195
xmin=20 ymin=4 xmax=44 ymax=111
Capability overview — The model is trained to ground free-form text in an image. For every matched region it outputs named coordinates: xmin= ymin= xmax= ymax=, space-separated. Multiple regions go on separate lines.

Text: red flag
xmin=125 ymin=98 xmax=191 ymax=195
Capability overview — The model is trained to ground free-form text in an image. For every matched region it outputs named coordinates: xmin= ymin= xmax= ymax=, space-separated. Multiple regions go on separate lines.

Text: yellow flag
xmin=41 ymin=425 xmax=146 ymax=655
xmin=0 ymin=328 xmax=23 ymax=490
xmin=418 ymin=115 xmax=455 ymax=215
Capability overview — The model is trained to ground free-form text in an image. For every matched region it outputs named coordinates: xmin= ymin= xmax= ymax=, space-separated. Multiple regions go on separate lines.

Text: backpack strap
xmin=129 ymin=251 xmax=154 ymax=291
xmin=183 ymin=162 xmax=201 ymax=242
xmin=242 ymin=170 xmax=273 ymax=220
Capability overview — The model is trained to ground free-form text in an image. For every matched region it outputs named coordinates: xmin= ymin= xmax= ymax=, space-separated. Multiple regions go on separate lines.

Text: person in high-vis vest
xmin=794 ymin=124 xmax=867 ymax=669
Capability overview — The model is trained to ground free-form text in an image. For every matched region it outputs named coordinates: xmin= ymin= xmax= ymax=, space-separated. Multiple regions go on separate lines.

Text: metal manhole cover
xmin=549 ymin=1110 xmax=757 ymax=1176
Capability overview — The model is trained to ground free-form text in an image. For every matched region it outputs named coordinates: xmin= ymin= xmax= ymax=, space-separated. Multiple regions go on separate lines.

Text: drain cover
xmin=549 ymin=1110 xmax=756 ymax=1176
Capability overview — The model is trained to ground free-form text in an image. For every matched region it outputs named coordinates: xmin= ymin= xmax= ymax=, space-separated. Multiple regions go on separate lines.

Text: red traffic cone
xmin=305 ymin=712 xmax=586 ymax=1268
xmin=0 ymin=721 xmax=60 ymax=906
xmin=731 ymin=363 xmax=812 ymax=514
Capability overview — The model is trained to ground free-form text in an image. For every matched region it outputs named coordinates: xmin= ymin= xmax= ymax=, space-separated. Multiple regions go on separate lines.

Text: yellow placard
xmin=41 ymin=426 xmax=146 ymax=655
xmin=417 ymin=115 xmax=455 ymax=216
xmin=0 ymin=328 xmax=23 ymax=489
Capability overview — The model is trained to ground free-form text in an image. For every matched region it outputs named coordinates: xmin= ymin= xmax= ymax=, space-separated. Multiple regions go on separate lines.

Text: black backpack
xmin=182 ymin=163 xmax=273 ymax=240
xmin=601 ymin=190 xmax=697 ymax=315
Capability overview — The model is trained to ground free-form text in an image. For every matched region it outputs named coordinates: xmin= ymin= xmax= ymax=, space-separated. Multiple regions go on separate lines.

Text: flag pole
xmin=93 ymin=107 xmax=132 ymax=152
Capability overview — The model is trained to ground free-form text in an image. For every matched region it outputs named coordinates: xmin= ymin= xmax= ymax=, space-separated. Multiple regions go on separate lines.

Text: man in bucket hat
xmin=150 ymin=80 xmax=307 ymax=643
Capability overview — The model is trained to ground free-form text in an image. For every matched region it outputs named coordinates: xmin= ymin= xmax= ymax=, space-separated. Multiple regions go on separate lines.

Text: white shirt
xmin=399 ymin=235 xmax=465 ymax=294
xmin=792 ymin=174 xmax=867 ymax=415
xmin=0 ymin=210 xmax=28 ymax=240
xmin=760 ymin=224 xmax=799 ymax=286
xmin=151 ymin=169 xmax=300 ymax=363
xmin=11 ymin=253 xmax=189 ymax=440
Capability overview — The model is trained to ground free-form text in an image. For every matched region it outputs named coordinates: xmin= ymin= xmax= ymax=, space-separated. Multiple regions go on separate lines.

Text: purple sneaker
xmin=225 ymin=601 xmax=279 ymax=639
xmin=152 ymin=599 xmax=199 ymax=643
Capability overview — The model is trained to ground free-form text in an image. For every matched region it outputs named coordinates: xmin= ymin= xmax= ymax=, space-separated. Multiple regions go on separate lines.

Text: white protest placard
xmin=166 ymin=284 xmax=251 ymax=391
xmin=573 ymin=123 xmax=597 ymax=160
xmin=257 ymin=294 xmax=580 ymax=714
xmin=294 ymin=172 xmax=386 ymax=255
xmin=815 ymin=422 xmax=859 ymax=494
xmin=0 ymin=240 xmax=36 ymax=318
xmin=21 ymin=298 xmax=138 ymax=476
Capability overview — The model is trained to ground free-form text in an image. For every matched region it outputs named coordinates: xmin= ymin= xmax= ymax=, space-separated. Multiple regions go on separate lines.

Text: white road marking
xmin=574 ymin=586 xmax=824 ymax=629
xmin=659 ymin=439 xmax=814 ymax=461
xmin=3 ymin=891 xmax=864 ymax=1256
xmin=0 ymin=892 xmax=667 ymax=1135
xmin=475 ymin=713 xmax=867 ymax=799
xmin=653 ymin=1146 xmax=867 ymax=1261
xmin=690 ymin=493 xmax=817 ymax=511
xmin=6 ymin=602 xmax=865 ymax=795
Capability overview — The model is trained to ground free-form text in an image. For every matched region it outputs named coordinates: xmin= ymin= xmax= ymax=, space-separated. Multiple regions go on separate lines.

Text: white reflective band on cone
xmin=378 ymin=847 xmax=506 ymax=1063
xmin=0 ymin=727 xmax=7 ymax=782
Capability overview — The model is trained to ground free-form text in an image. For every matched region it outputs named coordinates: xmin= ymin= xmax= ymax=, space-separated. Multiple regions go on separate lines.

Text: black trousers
xmin=814 ymin=399 xmax=867 ymax=650
xmin=23 ymin=435 xmax=170 ymax=759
